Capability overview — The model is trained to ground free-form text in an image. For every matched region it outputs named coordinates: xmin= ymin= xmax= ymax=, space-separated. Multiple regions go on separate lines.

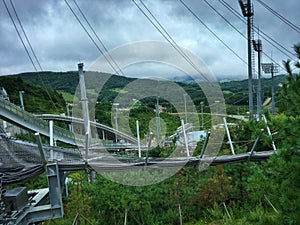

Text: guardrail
xmin=0 ymin=98 xmax=75 ymax=141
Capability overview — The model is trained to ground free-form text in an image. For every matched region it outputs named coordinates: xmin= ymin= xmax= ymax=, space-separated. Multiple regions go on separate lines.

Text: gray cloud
xmin=0 ymin=0 xmax=299 ymax=78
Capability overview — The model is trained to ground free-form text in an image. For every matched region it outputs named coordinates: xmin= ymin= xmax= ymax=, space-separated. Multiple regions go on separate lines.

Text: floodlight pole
xmin=271 ymin=64 xmax=275 ymax=115
xmin=253 ymin=39 xmax=262 ymax=120
xmin=239 ymin=0 xmax=254 ymax=118
xmin=262 ymin=63 xmax=278 ymax=115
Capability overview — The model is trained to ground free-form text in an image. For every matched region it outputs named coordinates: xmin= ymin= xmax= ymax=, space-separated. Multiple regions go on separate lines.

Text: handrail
xmin=0 ymin=98 xmax=75 ymax=140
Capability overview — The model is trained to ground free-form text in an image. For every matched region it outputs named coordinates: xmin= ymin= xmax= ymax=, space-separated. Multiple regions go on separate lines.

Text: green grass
xmin=59 ymin=91 xmax=75 ymax=103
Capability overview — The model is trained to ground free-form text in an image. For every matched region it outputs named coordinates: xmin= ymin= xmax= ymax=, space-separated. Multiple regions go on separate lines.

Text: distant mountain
xmin=8 ymin=71 xmax=287 ymax=109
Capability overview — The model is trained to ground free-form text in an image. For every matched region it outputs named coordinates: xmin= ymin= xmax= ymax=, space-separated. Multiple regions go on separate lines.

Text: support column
xmin=223 ymin=117 xmax=235 ymax=155
xmin=49 ymin=120 xmax=54 ymax=160
xmin=136 ymin=120 xmax=141 ymax=158
xmin=78 ymin=63 xmax=90 ymax=160
xmin=181 ymin=119 xmax=190 ymax=157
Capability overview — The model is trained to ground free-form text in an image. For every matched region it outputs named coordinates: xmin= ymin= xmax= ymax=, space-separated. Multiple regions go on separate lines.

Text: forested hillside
xmin=13 ymin=70 xmax=287 ymax=116
xmin=0 ymin=76 xmax=65 ymax=114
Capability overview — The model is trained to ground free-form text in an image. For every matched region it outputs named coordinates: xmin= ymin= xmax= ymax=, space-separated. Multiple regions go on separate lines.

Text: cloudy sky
xmin=0 ymin=0 xmax=299 ymax=79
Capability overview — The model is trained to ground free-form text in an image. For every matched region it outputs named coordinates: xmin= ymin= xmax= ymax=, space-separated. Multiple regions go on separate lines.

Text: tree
xmin=278 ymin=43 xmax=300 ymax=116
xmin=245 ymin=43 xmax=300 ymax=225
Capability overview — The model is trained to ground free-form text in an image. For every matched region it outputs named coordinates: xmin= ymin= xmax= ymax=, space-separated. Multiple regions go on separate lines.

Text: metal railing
xmin=0 ymin=98 xmax=75 ymax=141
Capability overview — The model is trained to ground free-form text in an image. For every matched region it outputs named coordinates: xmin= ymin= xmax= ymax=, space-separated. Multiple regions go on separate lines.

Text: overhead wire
xmin=3 ymin=0 xmax=65 ymax=110
xmin=9 ymin=0 xmax=43 ymax=71
xmin=203 ymin=0 xmax=246 ymax=39
xmin=195 ymin=1 xmax=285 ymax=113
xmin=217 ymin=0 xmax=297 ymax=61
xmin=64 ymin=0 xmax=122 ymax=76
xmin=204 ymin=0 xmax=285 ymax=72
xmin=132 ymin=0 xmax=211 ymax=83
xmin=71 ymin=0 xmax=125 ymax=76
xmin=255 ymin=0 xmax=300 ymax=34
xmin=179 ymin=0 xmax=248 ymax=66
xmin=2 ymin=0 xmax=37 ymax=72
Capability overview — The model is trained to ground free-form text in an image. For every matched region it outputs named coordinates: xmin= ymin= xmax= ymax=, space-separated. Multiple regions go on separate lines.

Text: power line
xmin=204 ymin=0 xmax=284 ymax=71
xmin=179 ymin=0 xmax=248 ymax=66
xmin=64 ymin=0 xmax=122 ymax=76
xmin=255 ymin=0 xmax=300 ymax=34
xmin=203 ymin=0 xmax=246 ymax=39
xmin=10 ymin=0 xmax=60 ymax=108
xmin=9 ymin=0 xmax=43 ymax=71
xmin=71 ymin=0 xmax=125 ymax=76
xmin=3 ymin=0 xmax=37 ymax=72
xmin=217 ymin=0 xmax=297 ymax=61
xmin=132 ymin=0 xmax=210 ymax=82
xmin=3 ymin=0 xmax=60 ymax=109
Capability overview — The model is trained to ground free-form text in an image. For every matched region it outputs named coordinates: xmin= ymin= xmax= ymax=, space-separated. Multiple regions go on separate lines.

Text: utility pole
xmin=253 ymin=39 xmax=262 ymax=119
xmin=239 ymin=0 xmax=254 ymax=118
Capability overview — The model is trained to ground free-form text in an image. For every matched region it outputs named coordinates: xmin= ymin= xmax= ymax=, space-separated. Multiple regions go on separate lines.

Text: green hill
xmin=0 ymin=76 xmax=66 ymax=114
xmin=8 ymin=71 xmax=287 ymax=115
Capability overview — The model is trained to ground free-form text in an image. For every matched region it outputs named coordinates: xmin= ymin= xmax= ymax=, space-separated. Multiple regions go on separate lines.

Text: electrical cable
xmin=72 ymin=0 xmax=125 ymax=76
xmin=203 ymin=0 xmax=246 ymax=39
xmin=204 ymin=0 xmax=284 ymax=71
xmin=255 ymin=0 xmax=300 ymax=34
xmin=217 ymin=0 xmax=297 ymax=61
xmin=2 ymin=0 xmax=37 ymax=72
xmin=132 ymin=0 xmax=211 ymax=83
xmin=9 ymin=0 xmax=43 ymax=71
xmin=4 ymin=0 xmax=59 ymax=109
xmin=179 ymin=0 xmax=248 ymax=66
xmin=64 ymin=0 xmax=122 ymax=76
